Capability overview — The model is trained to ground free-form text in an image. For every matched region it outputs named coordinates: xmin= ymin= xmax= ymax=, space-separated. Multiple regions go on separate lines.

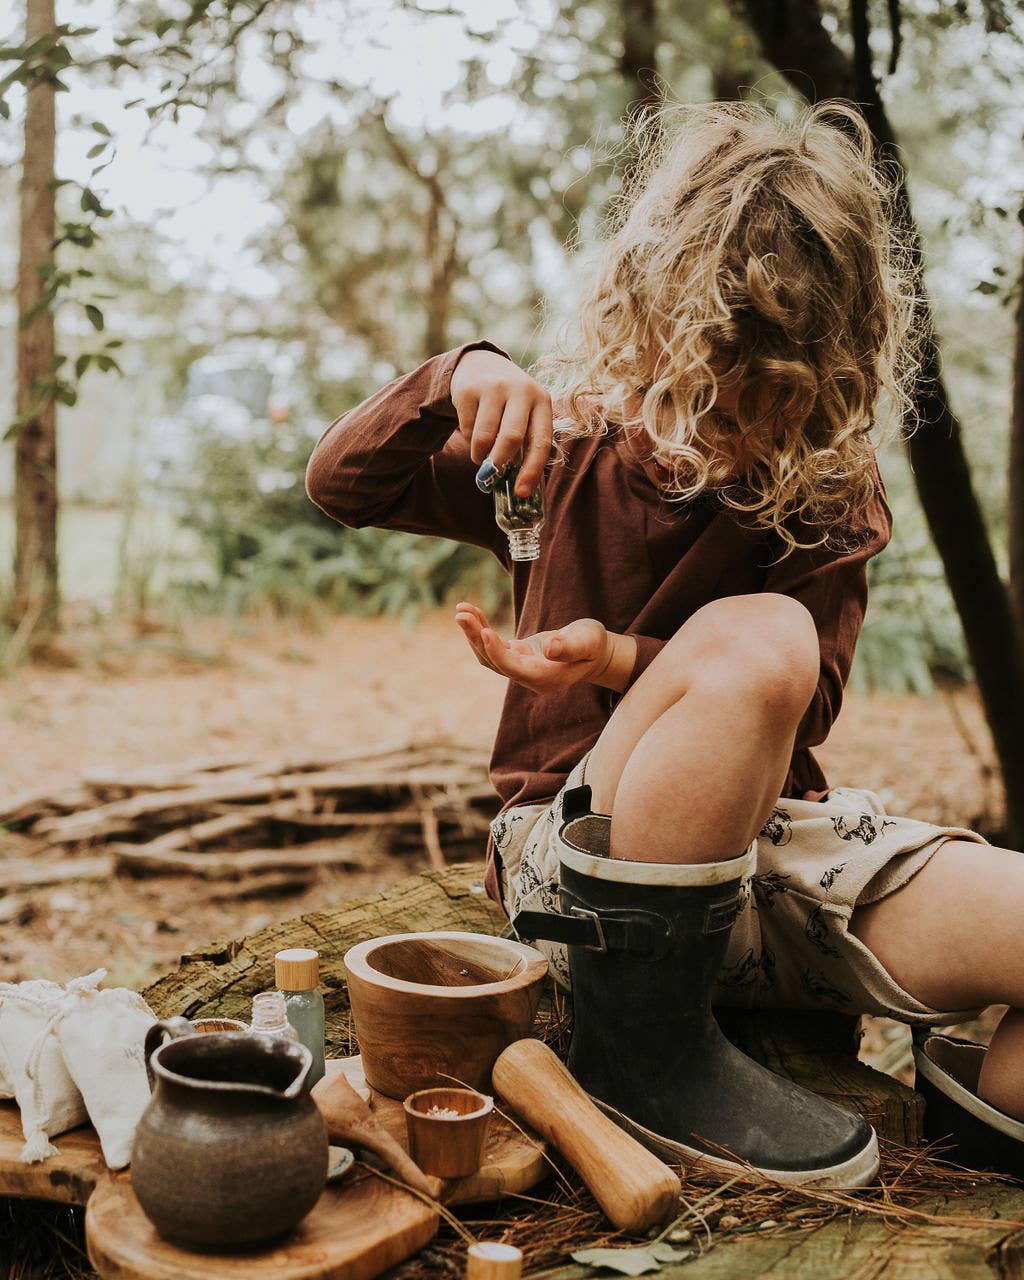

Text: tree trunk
xmin=737 ymin=0 xmax=1024 ymax=845
xmin=1009 ymin=227 xmax=1024 ymax=641
xmin=13 ymin=0 xmax=59 ymax=639
xmin=619 ymin=0 xmax=660 ymax=120
xmin=422 ymin=165 xmax=457 ymax=361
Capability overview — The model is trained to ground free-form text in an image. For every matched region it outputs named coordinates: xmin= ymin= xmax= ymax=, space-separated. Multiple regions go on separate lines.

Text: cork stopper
xmin=275 ymin=947 xmax=320 ymax=991
xmin=466 ymin=1243 xmax=522 ymax=1280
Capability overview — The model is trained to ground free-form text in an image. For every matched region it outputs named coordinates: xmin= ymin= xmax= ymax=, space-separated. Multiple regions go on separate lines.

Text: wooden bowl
xmin=190 ymin=1018 xmax=248 ymax=1034
xmin=403 ymin=1087 xmax=493 ymax=1177
xmin=343 ymin=931 xmax=548 ymax=1100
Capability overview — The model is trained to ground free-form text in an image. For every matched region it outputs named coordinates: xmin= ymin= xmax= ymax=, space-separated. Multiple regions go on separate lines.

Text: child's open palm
xmin=454 ymin=602 xmax=612 ymax=694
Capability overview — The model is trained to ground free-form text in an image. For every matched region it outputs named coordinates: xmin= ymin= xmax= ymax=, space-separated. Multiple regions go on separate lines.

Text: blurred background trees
xmin=1 ymin=0 xmax=1022 ymax=832
xmin=11 ymin=0 xmax=58 ymax=640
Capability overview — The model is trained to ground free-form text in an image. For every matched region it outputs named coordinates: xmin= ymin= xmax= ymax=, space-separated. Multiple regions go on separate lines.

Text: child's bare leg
xmin=850 ymin=841 xmax=1024 ymax=1117
xmin=585 ymin=594 xmax=820 ymax=863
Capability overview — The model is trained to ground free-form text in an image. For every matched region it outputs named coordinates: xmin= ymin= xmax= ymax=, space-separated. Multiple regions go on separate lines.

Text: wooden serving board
xmin=0 ymin=1101 xmax=106 ymax=1205
xmin=80 ymin=1054 xmax=547 ymax=1280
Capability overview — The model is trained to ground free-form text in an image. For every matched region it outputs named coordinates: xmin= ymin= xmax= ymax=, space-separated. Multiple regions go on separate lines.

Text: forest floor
xmin=0 ymin=606 xmax=1007 ymax=1079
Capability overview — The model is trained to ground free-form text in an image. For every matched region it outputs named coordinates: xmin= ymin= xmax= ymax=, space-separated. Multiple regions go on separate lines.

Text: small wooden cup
xmin=191 ymin=1018 xmax=248 ymax=1034
xmin=403 ymin=1087 xmax=494 ymax=1178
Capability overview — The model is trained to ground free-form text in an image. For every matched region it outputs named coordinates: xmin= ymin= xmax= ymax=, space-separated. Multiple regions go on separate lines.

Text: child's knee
xmin=677 ymin=594 xmax=820 ymax=717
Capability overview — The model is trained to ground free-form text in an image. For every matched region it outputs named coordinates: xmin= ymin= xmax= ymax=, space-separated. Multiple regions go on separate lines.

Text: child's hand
xmin=455 ymin=602 xmax=612 ymax=694
xmin=450 ymin=350 xmax=552 ymax=497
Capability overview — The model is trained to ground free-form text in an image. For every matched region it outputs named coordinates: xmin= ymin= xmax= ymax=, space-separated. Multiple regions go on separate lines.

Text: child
xmin=307 ymin=100 xmax=1024 ymax=1184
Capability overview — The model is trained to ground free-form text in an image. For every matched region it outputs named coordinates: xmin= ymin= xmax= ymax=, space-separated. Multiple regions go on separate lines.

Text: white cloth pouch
xmin=0 ymin=978 xmax=88 ymax=1162
xmin=0 ymin=1025 xmax=12 ymax=1098
xmin=55 ymin=970 xmax=156 ymax=1170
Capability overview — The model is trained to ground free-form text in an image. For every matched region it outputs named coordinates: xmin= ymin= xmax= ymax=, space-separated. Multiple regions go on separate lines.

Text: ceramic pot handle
xmin=144 ymin=1016 xmax=195 ymax=1090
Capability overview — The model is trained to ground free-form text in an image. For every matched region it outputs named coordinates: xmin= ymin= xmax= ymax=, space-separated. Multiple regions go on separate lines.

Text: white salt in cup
xmin=402 ymin=1086 xmax=493 ymax=1178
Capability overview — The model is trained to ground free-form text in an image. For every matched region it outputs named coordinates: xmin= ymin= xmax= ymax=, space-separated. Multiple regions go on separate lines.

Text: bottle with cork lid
xmin=275 ymin=947 xmax=326 ymax=1087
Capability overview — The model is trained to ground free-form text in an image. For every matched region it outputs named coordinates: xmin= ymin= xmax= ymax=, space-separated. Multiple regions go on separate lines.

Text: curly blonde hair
xmin=544 ymin=100 xmax=921 ymax=555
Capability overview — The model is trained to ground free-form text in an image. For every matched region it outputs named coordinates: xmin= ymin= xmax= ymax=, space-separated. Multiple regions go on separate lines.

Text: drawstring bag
xmin=0 ymin=1032 xmax=12 ymax=1098
xmin=54 ymin=970 xmax=155 ymax=1169
xmin=0 ymin=978 xmax=88 ymax=1162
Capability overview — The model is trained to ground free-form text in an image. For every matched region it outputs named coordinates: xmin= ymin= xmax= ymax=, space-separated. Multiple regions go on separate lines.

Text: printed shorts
xmin=494 ymin=752 xmax=987 ymax=1025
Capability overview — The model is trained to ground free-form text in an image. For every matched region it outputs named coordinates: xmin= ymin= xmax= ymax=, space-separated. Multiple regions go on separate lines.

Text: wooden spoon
xmin=312 ymin=1072 xmax=441 ymax=1200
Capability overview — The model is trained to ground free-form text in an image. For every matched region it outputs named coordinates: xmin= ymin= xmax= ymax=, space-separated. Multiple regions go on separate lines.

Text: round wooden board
xmin=86 ymin=1166 xmax=440 ymax=1280
xmin=83 ymin=1055 xmax=549 ymax=1280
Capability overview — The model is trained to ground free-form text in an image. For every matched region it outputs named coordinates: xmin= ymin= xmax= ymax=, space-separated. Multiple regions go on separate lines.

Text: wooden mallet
xmin=492 ymin=1038 xmax=680 ymax=1234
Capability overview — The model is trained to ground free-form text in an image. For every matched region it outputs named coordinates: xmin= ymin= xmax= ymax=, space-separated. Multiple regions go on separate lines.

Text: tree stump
xmin=144 ymin=864 xmax=507 ymax=1054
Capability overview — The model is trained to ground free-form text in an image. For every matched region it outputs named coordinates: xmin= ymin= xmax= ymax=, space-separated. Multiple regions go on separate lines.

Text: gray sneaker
xmin=914 ymin=1029 xmax=1024 ymax=1178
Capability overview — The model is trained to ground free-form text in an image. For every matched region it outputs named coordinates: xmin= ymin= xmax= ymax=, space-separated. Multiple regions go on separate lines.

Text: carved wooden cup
xmin=403 ymin=1086 xmax=494 ymax=1177
xmin=343 ymin=931 xmax=548 ymax=1099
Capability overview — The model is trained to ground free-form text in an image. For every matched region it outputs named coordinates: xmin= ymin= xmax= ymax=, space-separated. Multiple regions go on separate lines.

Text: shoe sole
xmin=913 ymin=1039 xmax=1024 ymax=1141
xmin=590 ymin=1095 xmax=880 ymax=1188
xmin=913 ymin=1036 xmax=1024 ymax=1177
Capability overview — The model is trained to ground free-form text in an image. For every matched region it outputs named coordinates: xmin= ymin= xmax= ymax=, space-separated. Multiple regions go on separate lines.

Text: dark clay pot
xmin=131 ymin=1018 xmax=328 ymax=1251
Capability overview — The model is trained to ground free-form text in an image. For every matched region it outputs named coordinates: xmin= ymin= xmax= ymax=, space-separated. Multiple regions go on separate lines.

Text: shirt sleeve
xmin=305 ymin=340 xmax=512 ymax=555
xmin=763 ymin=471 xmax=893 ymax=749
xmin=622 ymin=633 xmax=666 ymax=692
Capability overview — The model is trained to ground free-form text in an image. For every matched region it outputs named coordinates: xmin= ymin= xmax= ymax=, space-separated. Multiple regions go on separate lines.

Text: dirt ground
xmin=0 ymin=608 xmax=1007 ymax=1076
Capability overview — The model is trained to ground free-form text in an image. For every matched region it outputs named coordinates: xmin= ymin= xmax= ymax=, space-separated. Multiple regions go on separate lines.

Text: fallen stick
xmin=34 ymin=766 xmax=488 ymax=846
xmin=208 ymin=870 xmax=317 ymax=900
xmin=150 ymin=804 xmax=489 ymax=851
xmin=0 ymin=855 xmax=113 ymax=889
xmin=79 ymin=738 xmax=465 ymax=795
xmin=0 ymin=785 xmax=93 ymax=831
xmin=144 ymin=806 xmax=278 ymax=851
xmin=418 ymin=806 xmax=447 ymax=873
xmin=110 ymin=839 xmax=373 ymax=879
xmin=0 ymin=895 xmax=31 ymax=923
xmin=83 ymin=763 xmax=261 ymax=799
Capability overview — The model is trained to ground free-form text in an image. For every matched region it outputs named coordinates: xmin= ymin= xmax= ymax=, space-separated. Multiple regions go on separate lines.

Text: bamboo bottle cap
xmin=275 ymin=948 xmax=320 ymax=991
xmin=466 ymin=1243 xmax=522 ymax=1280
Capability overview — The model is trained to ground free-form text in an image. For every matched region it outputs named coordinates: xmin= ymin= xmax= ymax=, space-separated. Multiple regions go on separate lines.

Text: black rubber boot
xmin=513 ymin=789 xmax=878 ymax=1187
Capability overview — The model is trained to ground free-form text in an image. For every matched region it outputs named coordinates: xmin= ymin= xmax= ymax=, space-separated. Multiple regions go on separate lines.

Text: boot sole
xmin=591 ymin=1095 xmax=880 ymax=1188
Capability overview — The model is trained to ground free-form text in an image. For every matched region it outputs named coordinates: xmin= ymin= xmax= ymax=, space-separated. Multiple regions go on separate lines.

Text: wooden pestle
xmin=491 ymin=1039 xmax=680 ymax=1234
xmin=312 ymin=1072 xmax=442 ymax=1200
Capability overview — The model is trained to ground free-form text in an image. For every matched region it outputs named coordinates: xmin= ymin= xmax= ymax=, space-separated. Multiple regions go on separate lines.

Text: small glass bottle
xmin=249 ymin=990 xmax=299 ymax=1042
xmin=492 ymin=460 xmax=545 ymax=562
xmin=275 ymin=948 xmax=326 ymax=1087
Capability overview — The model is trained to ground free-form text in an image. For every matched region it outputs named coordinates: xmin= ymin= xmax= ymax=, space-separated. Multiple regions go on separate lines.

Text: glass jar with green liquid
xmin=275 ymin=947 xmax=326 ymax=1087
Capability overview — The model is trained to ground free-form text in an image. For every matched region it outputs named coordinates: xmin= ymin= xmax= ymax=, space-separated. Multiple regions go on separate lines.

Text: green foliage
xmin=3 ymin=0 xmax=1019 ymax=698
xmin=2 ymin=19 xmax=127 ymax=438
xmin=171 ymin=425 xmax=509 ymax=621
xmin=854 ymin=552 xmax=969 ymax=696
xmin=853 ymin=455 xmax=971 ymax=696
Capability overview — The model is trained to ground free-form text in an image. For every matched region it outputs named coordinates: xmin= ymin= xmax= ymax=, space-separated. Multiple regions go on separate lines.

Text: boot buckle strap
xmin=511 ymin=908 xmax=602 ymax=951
xmin=569 ymin=906 xmax=607 ymax=954
xmin=560 ymin=894 xmax=673 ymax=960
xmin=511 ymin=903 xmax=668 ymax=958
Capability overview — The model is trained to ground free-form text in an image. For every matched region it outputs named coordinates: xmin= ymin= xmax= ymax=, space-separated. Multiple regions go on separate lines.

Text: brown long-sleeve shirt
xmin=306 ymin=342 xmax=893 ymax=903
